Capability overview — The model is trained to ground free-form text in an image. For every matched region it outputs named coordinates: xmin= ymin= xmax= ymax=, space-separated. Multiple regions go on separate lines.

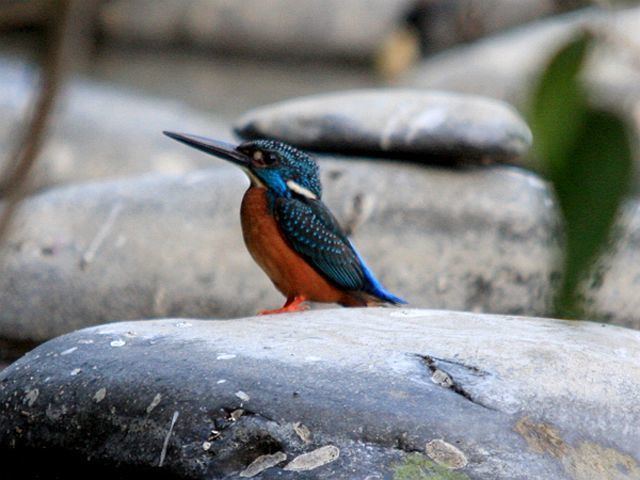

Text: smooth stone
xmin=99 ymin=0 xmax=414 ymax=60
xmin=0 ymin=58 xmax=231 ymax=193
xmin=234 ymin=90 xmax=533 ymax=163
xmin=0 ymin=310 xmax=639 ymax=479
xmin=0 ymin=161 xmax=560 ymax=344
xmin=402 ymin=7 xmax=640 ymax=120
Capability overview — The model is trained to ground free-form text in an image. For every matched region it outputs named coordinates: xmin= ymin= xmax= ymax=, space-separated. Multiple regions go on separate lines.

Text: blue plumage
xmin=164 ymin=131 xmax=406 ymax=308
xmin=238 ymin=139 xmax=322 ymax=199
xmin=268 ymin=171 xmax=406 ymax=305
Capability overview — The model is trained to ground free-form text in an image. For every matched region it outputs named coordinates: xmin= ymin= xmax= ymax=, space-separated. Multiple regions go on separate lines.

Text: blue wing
xmin=273 ymin=196 xmax=406 ymax=304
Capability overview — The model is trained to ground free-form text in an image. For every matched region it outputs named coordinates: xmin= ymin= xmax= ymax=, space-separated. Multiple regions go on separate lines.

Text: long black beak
xmin=163 ymin=131 xmax=250 ymax=167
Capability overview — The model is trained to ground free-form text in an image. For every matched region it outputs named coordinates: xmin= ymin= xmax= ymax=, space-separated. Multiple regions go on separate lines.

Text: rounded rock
xmin=235 ymin=89 xmax=533 ymax=163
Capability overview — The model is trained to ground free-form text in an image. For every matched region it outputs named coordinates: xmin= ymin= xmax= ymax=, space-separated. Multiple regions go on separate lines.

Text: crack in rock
xmin=415 ymin=354 xmax=496 ymax=411
xmin=207 ymin=406 xmax=277 ymax=444
xmin=426 ymin=355 xmax=490 ymax=376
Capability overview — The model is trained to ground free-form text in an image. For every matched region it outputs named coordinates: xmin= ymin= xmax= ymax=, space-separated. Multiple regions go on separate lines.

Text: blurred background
xmin=0 ymin=0 xmax=602 ymax=119
xmin=1 ymin=0 xmax=640 ymax=367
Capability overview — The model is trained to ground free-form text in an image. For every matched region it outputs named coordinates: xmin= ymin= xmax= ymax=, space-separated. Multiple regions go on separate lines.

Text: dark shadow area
xmin=0 ymin=448 xmax=187 ymax=480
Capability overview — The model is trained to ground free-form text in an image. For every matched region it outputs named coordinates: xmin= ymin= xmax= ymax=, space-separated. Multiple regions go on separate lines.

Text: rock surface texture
xmin=0 ymin=309 xmax=639 ymax=479
xmin=0 ymin=162 xmax=560 ymax=343
xmin=235 ymin=89 xmax=533 ymax=163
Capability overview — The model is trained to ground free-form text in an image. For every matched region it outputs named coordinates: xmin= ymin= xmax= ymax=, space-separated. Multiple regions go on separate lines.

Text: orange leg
xmin=259 ymin=295 xmax=309 ymax=315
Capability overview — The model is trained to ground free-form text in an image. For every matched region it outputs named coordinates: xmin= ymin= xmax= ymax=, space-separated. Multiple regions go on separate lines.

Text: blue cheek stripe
xmin=259 ymin=170 xmax=290 ymax=212
xmin=257 ymin=170 xmax=288 ymax=196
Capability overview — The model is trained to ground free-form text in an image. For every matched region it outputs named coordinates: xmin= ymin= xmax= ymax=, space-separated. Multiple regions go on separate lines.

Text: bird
xmin=164 ymin=131 xmax=406 ymax=314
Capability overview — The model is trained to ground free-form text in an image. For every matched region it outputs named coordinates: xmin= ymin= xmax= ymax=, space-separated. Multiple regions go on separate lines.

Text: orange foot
xmin=259 ymin=296 xmax=309 ymax=315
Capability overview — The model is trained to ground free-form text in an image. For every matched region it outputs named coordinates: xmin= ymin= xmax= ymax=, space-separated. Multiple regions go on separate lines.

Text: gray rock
xmin=402 ymin=7 xmax=640 ymax=120
xmin=234 ymin=90 xmax=533 ymax=163
xmin=402 ymin=6 xmax=640 ymax=178
xmin=0 ymin=160 xmax=560 ymax=343
xmin=99 ymin=0 xmax=414 ymax=60
xmin=0 ymin=58 xmax=231 ymax=193
xmin=585 ymin=203 xmax=640 ymax=329
xmin=1 ymin=309 xmax=639 ymax=479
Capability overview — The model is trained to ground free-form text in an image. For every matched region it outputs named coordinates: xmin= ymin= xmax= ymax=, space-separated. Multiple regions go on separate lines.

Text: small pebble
xmin=293 ymin=422 xmax=312 ymax=444
xmin=24 ymin=389 xmax=39 ymax=407
xmin=93 ymin=388 xmax=107 ymax=403
xmin=146 ymin=393 xmax=162 ymax=414
xmin=431 ymin=369 xmax=454 ymax=389
xmin=235 ymin=390 xmax=250 ymax=402
xmin=425 ymin=439 xmax=468 ymax=469
xmin=230 ymin=409 xmax=244 ymax=421
xmin=284 ymin=445 xmax=340 ymax=471
xmin=240 ymin=451 xmax=287 ymax=478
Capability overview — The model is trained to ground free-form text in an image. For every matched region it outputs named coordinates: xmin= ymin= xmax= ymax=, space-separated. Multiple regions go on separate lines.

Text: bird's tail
xmin=349 ymin=241 xmax=407 ymax=305
xmin=370 ymin=286 xmax=407 ymax=305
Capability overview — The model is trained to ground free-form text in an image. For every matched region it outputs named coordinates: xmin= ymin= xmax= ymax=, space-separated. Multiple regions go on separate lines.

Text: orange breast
xmin=240 ymin=187 xmax=358 ymax=304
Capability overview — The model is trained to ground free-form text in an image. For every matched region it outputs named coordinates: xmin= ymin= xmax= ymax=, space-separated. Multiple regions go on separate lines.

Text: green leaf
xmin=530 ymin=31 xmax=591 ymax=176
xmin=529 ymin=31 xmax=634 ymax=318
xmin=552 ymin=110 xmax=633 ymax=317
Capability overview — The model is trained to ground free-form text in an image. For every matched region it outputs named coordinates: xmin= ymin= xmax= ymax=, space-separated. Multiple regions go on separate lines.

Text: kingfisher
xmin=164 ymin=131 xmax=406 ymax=314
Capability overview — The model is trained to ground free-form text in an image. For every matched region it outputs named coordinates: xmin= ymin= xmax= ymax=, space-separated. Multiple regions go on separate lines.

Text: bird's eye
xmin=252 ymin=150 xmax=278 ymax=167
xmin=265 ymin=153 xmax=278 ymax=165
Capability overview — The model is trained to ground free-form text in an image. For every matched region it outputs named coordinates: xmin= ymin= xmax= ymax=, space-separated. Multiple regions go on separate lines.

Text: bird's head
xmin=164 ymin=132 xmax=322 ymax=200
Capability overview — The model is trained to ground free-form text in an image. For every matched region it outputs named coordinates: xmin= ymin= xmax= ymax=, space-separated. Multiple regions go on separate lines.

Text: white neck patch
xmin=286 ymin=180 xmax=317 ymax=200
xmin=242 ymin=168 xmax=265 ymax=188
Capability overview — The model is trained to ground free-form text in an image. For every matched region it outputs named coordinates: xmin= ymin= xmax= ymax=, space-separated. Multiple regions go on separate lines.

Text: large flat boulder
xmin=0 ymin=309 xmax=638 ymax=479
